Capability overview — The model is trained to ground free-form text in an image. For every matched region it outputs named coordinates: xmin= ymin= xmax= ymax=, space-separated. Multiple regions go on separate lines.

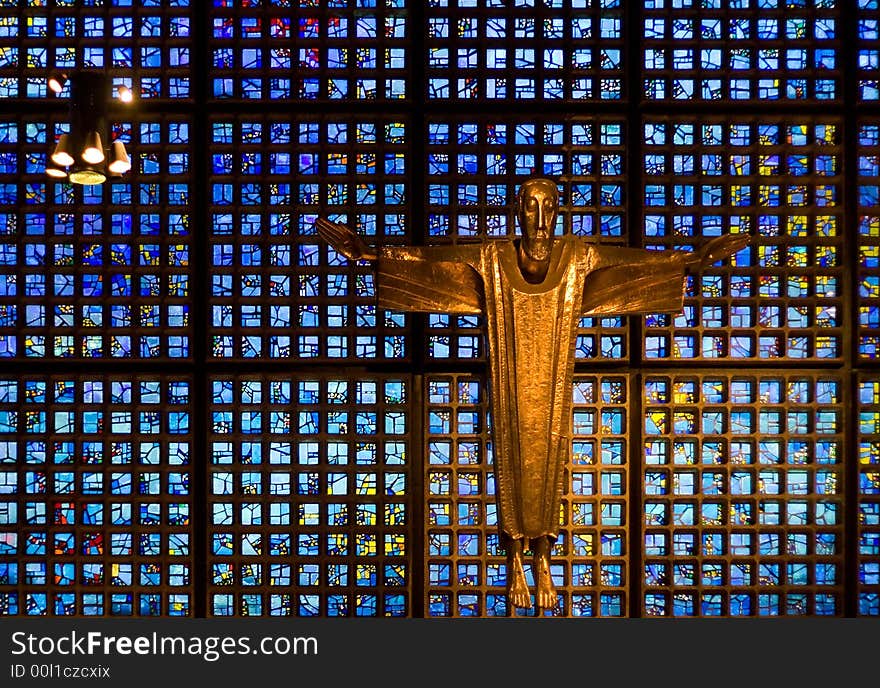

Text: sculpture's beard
xmin=523 ymin=232 xmax=551 ymax=262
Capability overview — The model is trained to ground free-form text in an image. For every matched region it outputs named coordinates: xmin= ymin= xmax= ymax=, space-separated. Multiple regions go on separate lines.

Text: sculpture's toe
xmin=507 ymin=571 xmax=532 ymax=610
xmin=510 ymin=589 xmax=531 ymax=610
xmin=537 ymin=589 xmax=557 ymax=612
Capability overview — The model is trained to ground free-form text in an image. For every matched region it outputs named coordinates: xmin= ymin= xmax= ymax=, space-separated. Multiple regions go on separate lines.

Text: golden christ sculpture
xmin=317 ymin=177 xmax=748 ymax=614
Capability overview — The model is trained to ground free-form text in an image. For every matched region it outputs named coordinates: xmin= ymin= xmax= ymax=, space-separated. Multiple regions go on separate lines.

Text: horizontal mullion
xmin=2 ymin=359 xmax=868 ymax=377
xmin=5 ymin=99 xmax=876 ymax=117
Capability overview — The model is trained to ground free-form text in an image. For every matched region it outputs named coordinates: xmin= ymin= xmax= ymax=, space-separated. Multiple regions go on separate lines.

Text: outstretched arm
xmin=315 ymin=217 xmax=479 ymax=264
xmin=314 ymin=217 xmax=484 ymax=314
xmin=682 ymin=233 xmax=750 ymax=273
xmin=582 ymin=234 xmax=751 ymax=316
xmin=315 ymin=217 xmax=378 ymax=262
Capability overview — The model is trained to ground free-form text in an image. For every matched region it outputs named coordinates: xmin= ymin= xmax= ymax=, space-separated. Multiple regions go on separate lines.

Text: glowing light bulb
xmin=81 ymin=131 xmax=105 ymax=165
xmin=48 ymin=73 xmax=68 ymax=94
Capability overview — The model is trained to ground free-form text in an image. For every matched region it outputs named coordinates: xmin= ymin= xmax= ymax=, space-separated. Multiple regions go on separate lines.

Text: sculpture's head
xmin=516 ymin=177 xmax=558 ymax=262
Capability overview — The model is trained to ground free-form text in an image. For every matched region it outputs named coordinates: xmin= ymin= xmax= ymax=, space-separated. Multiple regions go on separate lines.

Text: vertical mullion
xmin=625 ymin=0 xmax=645 ymax=619
xmin=408 ymin=0 xmax=427 ymax=619
xmin=191 ymin=0 xmax=209 ymax=619
xmin=842 ymin=0 xmax=859 ymax=618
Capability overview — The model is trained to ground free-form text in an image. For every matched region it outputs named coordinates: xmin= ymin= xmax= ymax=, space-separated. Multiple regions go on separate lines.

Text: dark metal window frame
xmin=1 ymin=2 xmax=875 ymax=617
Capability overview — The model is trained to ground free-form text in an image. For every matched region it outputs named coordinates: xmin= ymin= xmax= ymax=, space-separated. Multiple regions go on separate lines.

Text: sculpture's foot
xmin=506 ymin=537 xmax=531 ymax=610
xmin=508 ymin=568 xmax=531 ymax=610
xmin=533 ymin=536 xmax=558 ymax=613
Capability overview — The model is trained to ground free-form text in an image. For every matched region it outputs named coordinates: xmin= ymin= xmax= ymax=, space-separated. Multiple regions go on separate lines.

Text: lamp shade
xmin=108 ymin=141 xmax=131 ymax=175
xmin=81 ymin=130 xmax=104 ymax=164
xmin=50 ymin=134 xmax=74 ymax=167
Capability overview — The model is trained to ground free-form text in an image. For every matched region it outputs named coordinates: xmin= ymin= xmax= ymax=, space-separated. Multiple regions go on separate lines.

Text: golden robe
xmin=378 ymin=237 xmax=689 ymax=539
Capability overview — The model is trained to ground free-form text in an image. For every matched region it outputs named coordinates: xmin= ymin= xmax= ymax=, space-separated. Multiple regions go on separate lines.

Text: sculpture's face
xmin=517 ymin=179 xmax=558 ymax=263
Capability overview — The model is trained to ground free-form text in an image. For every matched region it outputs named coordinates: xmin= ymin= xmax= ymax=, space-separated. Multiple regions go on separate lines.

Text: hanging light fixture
xmin=44 ymin=72 xmax=134 ymax=185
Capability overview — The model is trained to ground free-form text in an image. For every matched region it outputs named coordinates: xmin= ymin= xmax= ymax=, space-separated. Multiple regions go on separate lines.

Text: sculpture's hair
xmin=515 ymin=177 xmax=559 ymax=205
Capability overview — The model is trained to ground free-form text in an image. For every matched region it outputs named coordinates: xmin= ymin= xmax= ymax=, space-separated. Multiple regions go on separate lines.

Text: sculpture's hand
xmin=315 ymin=217 xmax=378 ymax=262
xmin=689 ymin=234 xmax=750 ymax=269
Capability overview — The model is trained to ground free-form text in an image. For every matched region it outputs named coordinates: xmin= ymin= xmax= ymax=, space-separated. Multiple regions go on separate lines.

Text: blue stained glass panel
xmin=642 ymin=118 xmax=842 ymax=362
xmin=642 ymin=374 xmax=843 ymax=616
xmin=208 ymin=375 xmax=410 ymax=617
xmin=210 ymin=1 xmax=407 ymax=102
xmin=0 ymin=376 xmax=192 ymax=617
xmin=427 ymin=1 xmax=623 ymax=102
xmin=858 ymin=377 xmax=880 ymax=615
xmin=209 ymin=116 xmax=407 ymax=362
xmin=0 ymin=117 xmax=191 ymax=360
xmin=644 ymin=2 xmax=839 ymax=103
xmin=0 ymin=4 xmax=190 ymax=100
